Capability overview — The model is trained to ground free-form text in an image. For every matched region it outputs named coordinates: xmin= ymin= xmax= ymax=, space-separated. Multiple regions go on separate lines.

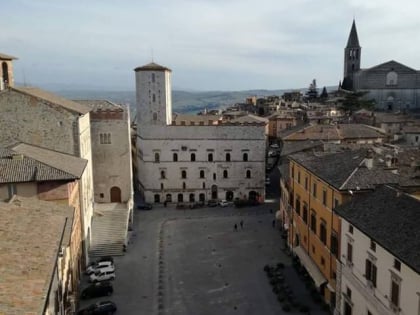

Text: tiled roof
xmin=11 ymin=143 xmax=87 ymax=178
xmin=280 ymin=140 xmax=323 ymax=157
xmin=289 ymin=149 xmax=366 ymax=189
xmin=289 ymin=146 xmax=420 ymax=190
xmin=134 ymin=62 xmax=171 ymax=72
xmin=75 ymin=99 xmax=123 ymax=111
xmin=0 ymin=53 xmax=18 ymax=60
xmin=335 ymin=185 xmax=420 ymax=273
xmin=13 ymin=87 xmax=90 ymax=115
xmin=0 ymin=196 xmax=72 ymax=315
xmin=284 ymin=124 xmax=384 ymax=141
xmin=173 ymin=114 xmax=221 ymax=125
xmin=0 ymin=144 xmax=87 ymax=183
xmin=374 ymin=112 xmax=415 ymax=124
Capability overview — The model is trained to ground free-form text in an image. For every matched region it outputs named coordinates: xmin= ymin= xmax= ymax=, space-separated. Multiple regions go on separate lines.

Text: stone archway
xmin=110 ymin=186 xmax=122 ymax=202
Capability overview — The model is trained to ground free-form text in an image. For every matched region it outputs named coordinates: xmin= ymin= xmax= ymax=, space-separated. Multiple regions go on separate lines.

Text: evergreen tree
xmin=305 ymin=79 xmax=318 ymax=101
xmin=320 ymin=86 xmax=328 ymax=99
xmin=340 ymin=91 xmax=375 ymax=115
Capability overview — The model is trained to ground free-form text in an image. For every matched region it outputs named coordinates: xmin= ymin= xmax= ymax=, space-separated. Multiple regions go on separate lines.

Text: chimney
xmin=365 ymin=149 xmax=374 ymax=169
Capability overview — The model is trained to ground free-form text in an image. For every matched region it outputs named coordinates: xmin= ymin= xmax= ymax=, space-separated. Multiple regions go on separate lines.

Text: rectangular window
xmin=334 ymin=197 xmax=339 ymax=209
xmin=349 ymin=225 xmax=354 ymax=234
xmin=322 ymin=189 xmax=327 ymax=206
xmin=393 ymin=259 xmax=401 ymax=271
xmin=391 ymin=280 xmax=400 ymax=308
xmin=312 ymin=182 xmax=317 ymax=198
xmin=305 ymin=177 xmax=308 ymax=190
xmin=320 ymin=221 xmax=327 ymax=244
xmin=303 ymin=203 xmax=308 ymax=224
xmin=370 ymin=240 xmax=376 ymax=252
xmin=347 ymin=243 xmax=353 ymax=264
xmin=297 ymin=171 xmax=301 ymax=184
xmin=310 ymin=211 xmax=317 ymax=233
xmin=365 ymin=259 xmax=377 ymax=287
xmin=295 ymin=196 xmax=301 ymax=216
xmin=331 ymin=231 xmax=338 ymax=256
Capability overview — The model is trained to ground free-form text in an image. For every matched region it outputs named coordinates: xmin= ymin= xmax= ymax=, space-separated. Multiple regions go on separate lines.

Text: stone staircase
xmin=89 ymin=203 xmax=129 ymax=257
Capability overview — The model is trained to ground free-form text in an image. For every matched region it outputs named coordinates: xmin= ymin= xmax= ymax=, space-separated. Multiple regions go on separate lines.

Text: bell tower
xmin=0 ymin=53 xmax=17 ymax=90
xmin=342 ymin=20 xmax=361 ymax=90
xmin=134 ymin=62 xmax=172 ymax=129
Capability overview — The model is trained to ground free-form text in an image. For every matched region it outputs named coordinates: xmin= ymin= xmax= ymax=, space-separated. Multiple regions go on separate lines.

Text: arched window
xmin=246 ymin=170 xmax=251 ymax=178
xmin=386 ymin=71 xmax=398 ymax=86
xmin=223 ymin=170 xmax=228 ymax=178
xmin=191 ymin=153 xmax=196 ymax=161
xmin=177 ymin=194 xmax=183 ymax=202
xmin=173 ymin=153 xmax=178 ymax=162
xmin=183 ymin=182 xmax=186 ymax=189
xmin=166 ymin=194 xmax=172 ymax=202
xmin=243 ymin=153 xmax=248 ymax=162
xmin=202 ymin=182 xmax=206 ymax=189
xmin=152 ymin=73 xmax=155 ymax=82
xmin=226 ymin=153 xmax=231 ymax=162
xmin=213 ymin=173 xmax=216 ymax=180
xmin=181 ymin=170 xmax=187 ymax=179
xmin=160 ymin=170 xmax=165 ymax=179
xmin=155 ymin=153 xmax=160 ymax=163
xmin=160 ymin=183 xmax=164 ymax=190
xmin=200 ymin=170 xmax=205 ymax=178
xmin=208 ymin=153 xmax=213 ymax=162
xmin=153 ymin=112 xmax=158 ymax=121
xmin=189 ymin=193 xmax=195 ymax=202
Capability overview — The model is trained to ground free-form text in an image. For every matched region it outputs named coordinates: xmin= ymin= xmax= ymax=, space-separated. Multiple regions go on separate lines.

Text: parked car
xmin=77 ymin=301 xmax=117 ymax=315
xmin=137 ymin=202 xmax=153 ymax=210
xmin=86 ymin=261 xmax=114 ymax=275
xmin=270 ymin=143 xmax=279 ymax=149
xmin=89 ymin=269 xmax=115 ymax=283
xmin=81 ymin=282 xmax=113 ymax=299
xmin=86 ymin=262 xmax=115 ymax=276
xmin=268 ymin=150 xmax=279 ymax=157
xmin=207 ymin=199 xmax=218 ymax=207
xmin=219 ymin=200 xmax=230 ymax=207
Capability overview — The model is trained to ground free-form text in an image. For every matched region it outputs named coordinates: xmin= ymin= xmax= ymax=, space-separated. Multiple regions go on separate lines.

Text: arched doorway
xmin=386 ymin=96 xmax=394 ymax=111
xmin=248 ymin=191 xmax=258 ymax=201
xmin=2 ymin=62 xmax=9 ymax=86
xmin=225 ymin=191 xmax=234 ymax=201
xmin=166 ymin=194 xmax=172 ymax=202
xmin=154 ymin=194 xmax=160 ymax=203
xmin=189 ymin=193 xmax=195 ymax=202
xmin=177 ymin=194 xmax=183 ymax=202
xmin=211 ymin=185 xmax=218 ymax=200
xmin=110 ymin=186 xmax=122 ymax=202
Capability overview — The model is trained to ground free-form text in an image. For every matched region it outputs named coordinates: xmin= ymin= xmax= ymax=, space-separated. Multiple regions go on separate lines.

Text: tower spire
xmin=346 ymin=19 xmax=360 ymax=48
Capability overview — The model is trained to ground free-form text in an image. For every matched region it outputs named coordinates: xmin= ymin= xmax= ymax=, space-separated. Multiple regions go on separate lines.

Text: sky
xmin=1 ymin=0 xmax=420 ymax=91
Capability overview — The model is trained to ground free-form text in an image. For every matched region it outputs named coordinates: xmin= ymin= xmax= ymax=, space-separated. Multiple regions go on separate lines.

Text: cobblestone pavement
xmin=80 ymin=201 xmax=326 ymax=315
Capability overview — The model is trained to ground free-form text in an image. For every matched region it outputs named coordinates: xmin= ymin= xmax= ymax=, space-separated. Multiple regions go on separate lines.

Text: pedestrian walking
xmin=272 ymin=219 xmax=275 ymax=228
xmin=240 ymin=220 xmax=244 ymax=229
xmin=234 ymin=223 xmax=238 ymax=231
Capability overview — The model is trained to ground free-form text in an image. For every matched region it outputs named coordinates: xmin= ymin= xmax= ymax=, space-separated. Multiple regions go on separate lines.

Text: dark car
xmin=137 ymin=202 xmax=153 ymax=210
xmin=77 ymin=301 xmax=117 ymax=315
xmin=207 ymin=199 xmax=218 ymax=207
xmin=81 ymin=281 xmax=113 ymax=299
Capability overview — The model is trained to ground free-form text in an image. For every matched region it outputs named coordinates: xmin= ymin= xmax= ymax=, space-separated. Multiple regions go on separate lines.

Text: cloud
xmin=1 ymin=0 xmax=419 ymax=90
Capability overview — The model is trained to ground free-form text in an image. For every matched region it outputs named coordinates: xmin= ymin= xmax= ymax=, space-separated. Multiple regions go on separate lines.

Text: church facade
xmin=342 ymin=20 xmax=420 ymax=111
xmin=135 ymin=63 xmax=266 ymax=204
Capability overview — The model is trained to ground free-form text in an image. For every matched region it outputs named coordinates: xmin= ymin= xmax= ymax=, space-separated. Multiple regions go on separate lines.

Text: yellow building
xmin=287 ymin=147 xmax=420 ymax=309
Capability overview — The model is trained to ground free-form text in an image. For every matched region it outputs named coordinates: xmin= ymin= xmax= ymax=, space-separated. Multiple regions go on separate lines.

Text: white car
xmin=89 ymin=269 xmax=116 ymax=283
xmin=270 ymin=143 xmax=279 ymax=149
xmin=219 ymin=200 xmax=230 ymax=207
xmin=86 ymin=261 xmax=114 ymax=275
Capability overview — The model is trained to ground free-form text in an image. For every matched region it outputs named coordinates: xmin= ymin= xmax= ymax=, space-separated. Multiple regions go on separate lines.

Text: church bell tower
xmin=342 ymin=20 xmax=361 ymax=90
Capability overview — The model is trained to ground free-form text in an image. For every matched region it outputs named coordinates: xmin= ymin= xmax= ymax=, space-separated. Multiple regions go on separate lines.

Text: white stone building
xmin=135 ymin=63 xmax=266 ymax=204
xmin=335 ymin=186 xmax=420 ymax=315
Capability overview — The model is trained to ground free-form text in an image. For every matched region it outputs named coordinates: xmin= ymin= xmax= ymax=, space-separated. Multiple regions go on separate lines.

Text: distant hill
xmin=52 ymin=89 xmax=295 ymax=115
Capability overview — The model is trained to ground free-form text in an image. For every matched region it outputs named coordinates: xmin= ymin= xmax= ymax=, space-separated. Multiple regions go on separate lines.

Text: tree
xmin=340 ymin=91 xmax=375 ymax=115
xmin=305 ymin=79 xmax=318 ymax=101
xmin=320 ymin=86 xmax=328 ymax=99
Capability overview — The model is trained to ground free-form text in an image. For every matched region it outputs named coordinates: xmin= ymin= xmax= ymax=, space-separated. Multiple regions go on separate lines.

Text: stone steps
xmin=89 ymin=208 xmax=129 ymax=257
